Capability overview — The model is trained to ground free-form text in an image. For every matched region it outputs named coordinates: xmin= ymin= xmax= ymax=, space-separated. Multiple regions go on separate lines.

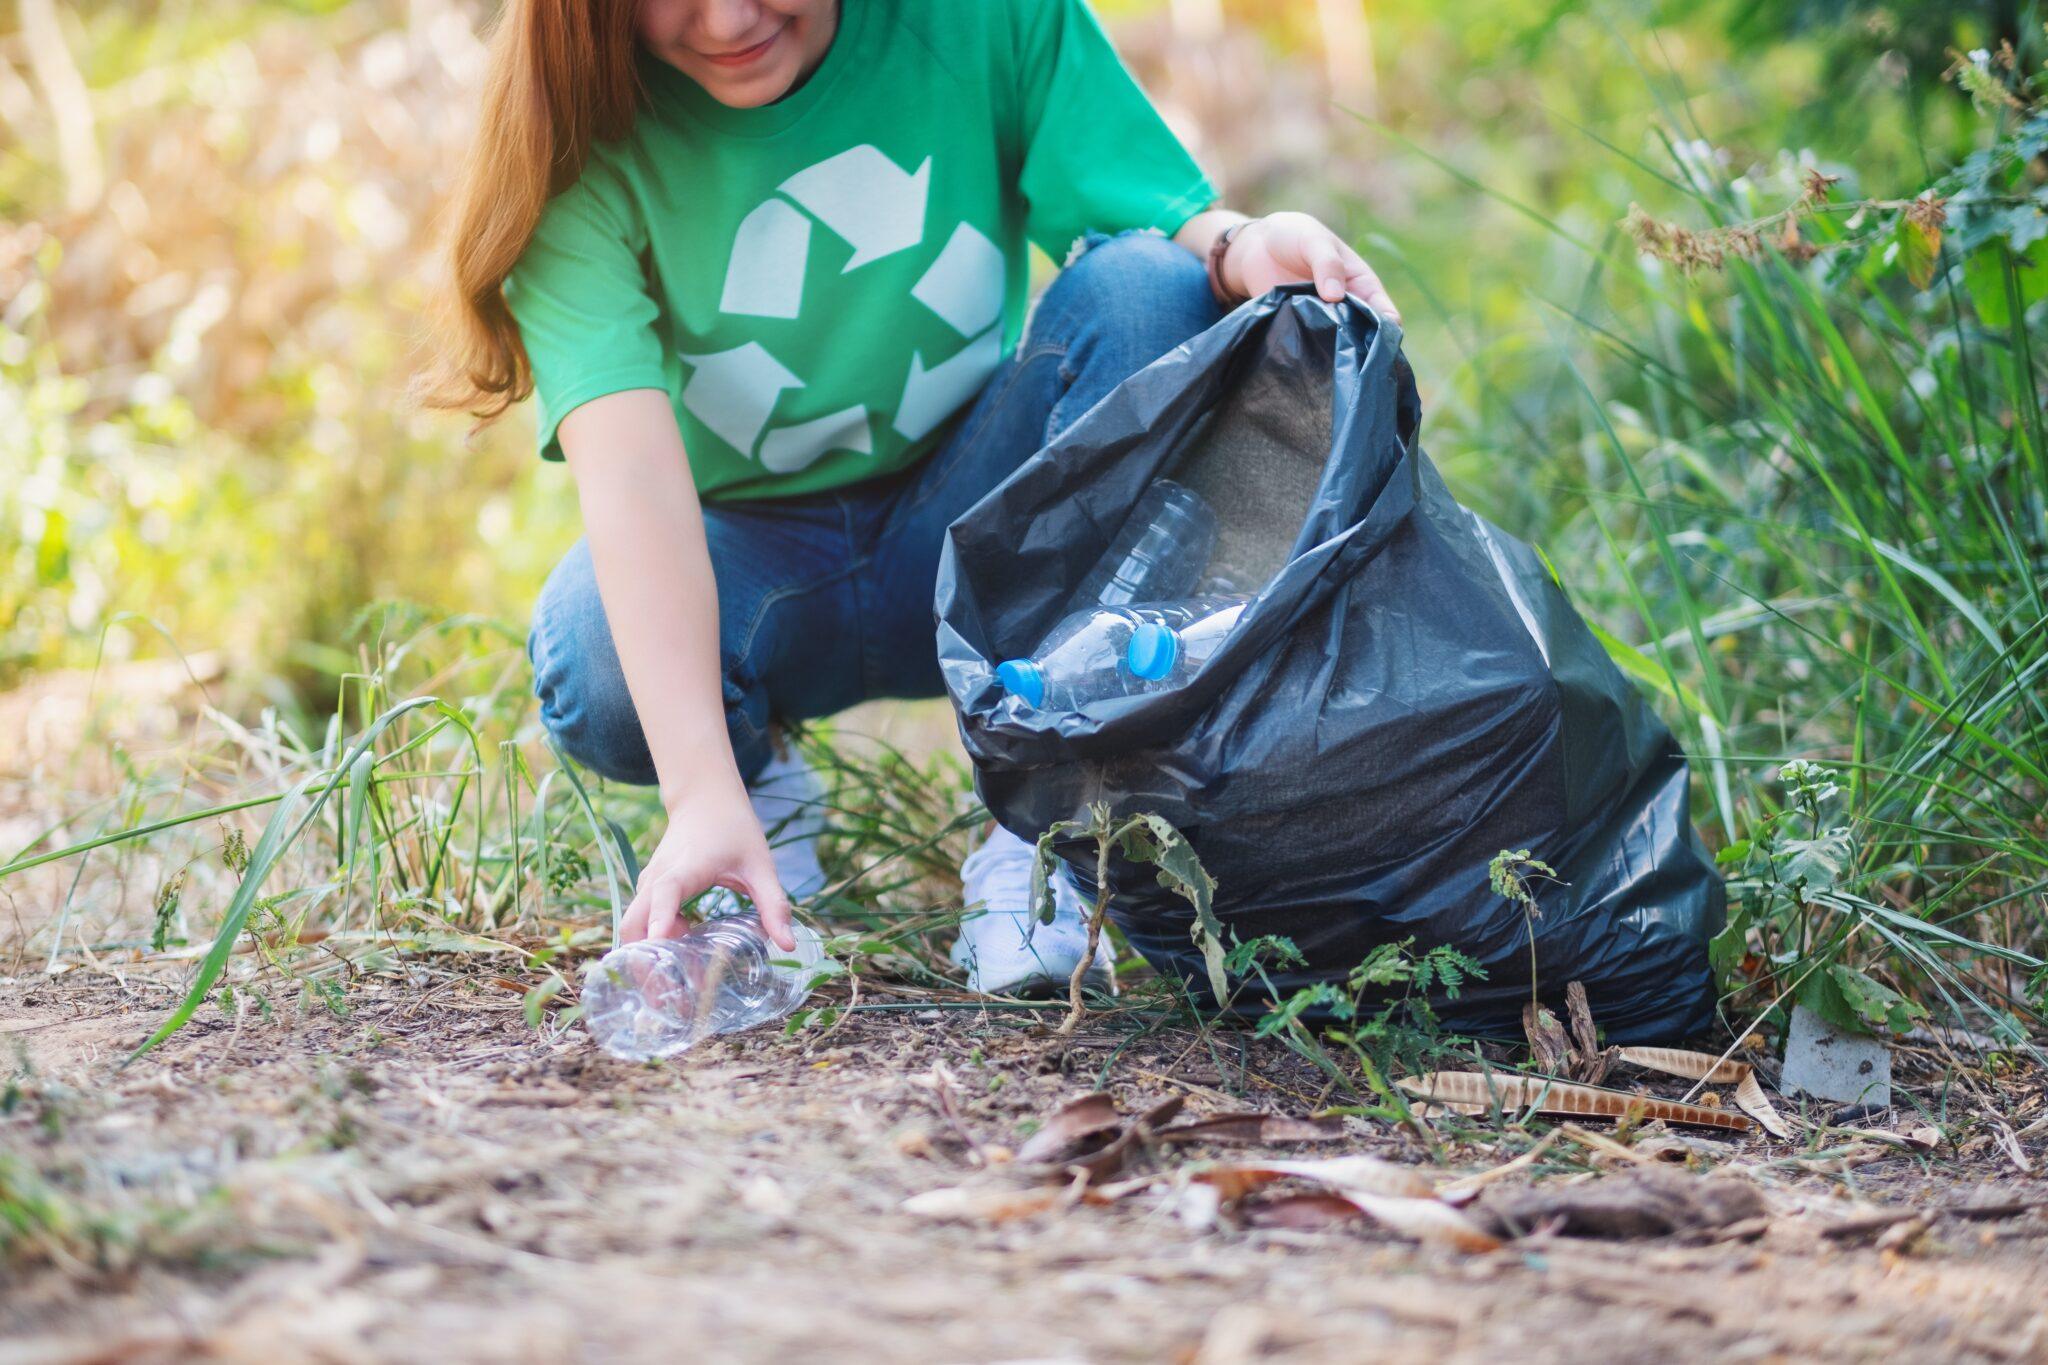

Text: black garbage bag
xmin=935 ymin=286 xmax=1723 ymax=1043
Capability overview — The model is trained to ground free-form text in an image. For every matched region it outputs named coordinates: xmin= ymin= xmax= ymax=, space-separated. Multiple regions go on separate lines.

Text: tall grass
xmin=1407 ymin=53 xmax=2048 ymax=1042
xmin=0 ymin=610 xmax=990 ymax=1057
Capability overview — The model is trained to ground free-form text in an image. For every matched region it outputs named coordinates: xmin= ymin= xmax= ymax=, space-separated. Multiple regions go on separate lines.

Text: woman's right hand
xmin=618 ymin=771 xmax=798 ymax=952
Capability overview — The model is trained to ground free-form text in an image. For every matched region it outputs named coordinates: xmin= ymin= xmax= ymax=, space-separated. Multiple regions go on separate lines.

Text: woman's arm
xmin=1173 ymin=208 xmax=1400 ymax=322
xmin=559 ymin=389 xmax=797 ymax=950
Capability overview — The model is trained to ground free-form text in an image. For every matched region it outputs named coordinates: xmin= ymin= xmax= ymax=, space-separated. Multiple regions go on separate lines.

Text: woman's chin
xmin=706 ymin=81 xmax=794 ymax=109
xmin=684 ymin=54 xmax=802 ymax=109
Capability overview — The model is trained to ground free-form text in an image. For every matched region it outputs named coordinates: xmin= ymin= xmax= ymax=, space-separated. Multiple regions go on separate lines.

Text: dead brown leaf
xmin=1523 ymin=1001 xmax=1571 ymax=1076
xmin=1191 ymin=1157 xmax=1499 ymax=1251
xmin=1025 ymin=1095 xmax=1186 ymax=1184
xmin=1565 ymin=982 xmax=1617 ymax=1084
xmin=1615 ymin=1046 xmax=1792 ymax=1138
xmin=1191 ymin=1155 xmax=1440 ymax=1202
xmin=901 ymin=1185 xmax=1068 ymax=1223
xmin=1155 ymin=1112 xmax=1345 ymax=1146
xmin=1240 ymin=1193 xmax=1366 ymax=1230
xmin=1014 ymin=1092 xmax=1123 ymax=1164
xmin=1398 ymin=1071 xmax=1756 ymax=1134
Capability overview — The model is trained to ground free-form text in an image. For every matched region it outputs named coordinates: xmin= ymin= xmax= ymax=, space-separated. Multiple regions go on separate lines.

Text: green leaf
xmin=1129 ymin=812 xmax=1226 ymax=1004
xmin=1825 ymin=963 xmax=1927 ymax=1035
xmin=522 ymin=975 xmax=565 ymax=1029
xmin=1028 ymin=819 xmax=1076 ymax=927
xmin=1707 ymin=904 xmax=1752 ymax=979
xmin=1794 ymin=962 xmax=1862 ymax=1035
xmin=1586 ymin=621 xmax=1708 ymax=717
xmin=1799 ymin=963 xmax=1925 ymax=1037
xmin=1772 ymin=827 xmax=1856 ymax=899
xmin=1963 ymin=244 xmax=2048 ymax=329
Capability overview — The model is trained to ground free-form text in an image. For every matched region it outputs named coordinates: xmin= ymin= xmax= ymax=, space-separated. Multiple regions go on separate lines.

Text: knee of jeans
xmin=1036 ymin=229 xmax=1219 ymax=359
xmin=528 ymin=552 xmax=656 ymax=785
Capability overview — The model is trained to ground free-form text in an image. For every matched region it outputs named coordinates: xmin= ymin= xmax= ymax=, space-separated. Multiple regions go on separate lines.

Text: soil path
xmin=5 ymin=974 xmax=2047 ymax=1364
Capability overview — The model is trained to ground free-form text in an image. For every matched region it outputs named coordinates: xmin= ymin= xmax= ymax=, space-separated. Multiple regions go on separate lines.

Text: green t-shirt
xmin=503 ymin=0 xmax=1215 ymax=502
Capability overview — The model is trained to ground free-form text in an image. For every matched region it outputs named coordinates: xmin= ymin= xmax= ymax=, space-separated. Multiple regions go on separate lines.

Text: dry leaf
xmin=1344 ymin=1191 xmax=1505 ymax=1252
xmin=1564 ymin=982 xmax=1616 ymax=1084
xmin=1733 ymin=1075 xmax=1792 ymax=1139
xmin=1398 ymin=1071 xmax=1755 ymax=1133
xmin=1614 ymin=1046 xmax=1793 ymax=1139
xmin=1631 ymin=1136 xmax=1697 ymax=1163
xmin=1192 ymin=1160 xmax=1497 ymax=1251
xmin=1876 ymin=1213 xmax=1931 ymax=1253
xmin=1523 ymin=1001 xmax=1571 ymax=1075
xmin=1193 ymin=1155 xmax=1439 ymax=1201
xmin=1836 ymin=1125 xmax=1944 ymax=1154
xmin=1156 ymin=1112 xmax=1345 ymax=1146
xmin=1617 ymin=1046 xmax=1748 ymax=1083
xmin=901 ymin=1185 xmax=1067 ymax=1223
xmin=1241 ymin=1193 xmax=1366 ymax=1230
xmin=1014 ymin=1092 xmax=1122 ymax=1164
xmin=1035 ymin=1095 xmax=1185 ymax=1184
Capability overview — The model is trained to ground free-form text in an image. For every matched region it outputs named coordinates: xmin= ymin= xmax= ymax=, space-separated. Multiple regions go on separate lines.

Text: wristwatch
xmin=1206 ymin=219 xmax=1252 ymax=310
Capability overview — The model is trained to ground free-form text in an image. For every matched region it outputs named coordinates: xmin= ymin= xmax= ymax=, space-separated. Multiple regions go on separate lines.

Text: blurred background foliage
xmin=0 ymin=0 xmax=2007 ymax=695
xmin=3 ymin=0 xmax=2045 ymax=1034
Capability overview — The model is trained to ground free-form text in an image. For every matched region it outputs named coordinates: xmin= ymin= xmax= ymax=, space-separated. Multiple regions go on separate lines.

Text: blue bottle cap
xmin=1126 ymin=623 xmax=1179 ymax=681
xmin=996 ymin=659 xmax=1046 ymax=708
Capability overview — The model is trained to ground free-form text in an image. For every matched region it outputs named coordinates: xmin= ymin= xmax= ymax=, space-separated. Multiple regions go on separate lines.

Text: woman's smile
xmin=697 ymin=24 xmax=785 ymax=68
xmin=635 ymin=0 xmax=836 ymax=108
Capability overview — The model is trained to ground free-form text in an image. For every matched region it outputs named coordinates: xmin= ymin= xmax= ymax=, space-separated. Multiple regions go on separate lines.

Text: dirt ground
xmin=6 ymin=965 xmax=2048 ymax=1365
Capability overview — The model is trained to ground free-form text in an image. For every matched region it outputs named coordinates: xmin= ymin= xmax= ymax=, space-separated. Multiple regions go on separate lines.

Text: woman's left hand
xmin=1225 ymin=211 xmax=1400 ymax=323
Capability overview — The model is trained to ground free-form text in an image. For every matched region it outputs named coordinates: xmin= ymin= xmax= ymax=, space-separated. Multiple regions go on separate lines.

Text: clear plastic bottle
xmin=1072 ymin=480 xmax=1218 ymax=609
xmin=1124 ymin=596 xmax=1252 ymax=688
xmin=581 ymin=897 xmax=826 ymax=1061
xmin=997 ymin=594 xmax=1249 ymax=711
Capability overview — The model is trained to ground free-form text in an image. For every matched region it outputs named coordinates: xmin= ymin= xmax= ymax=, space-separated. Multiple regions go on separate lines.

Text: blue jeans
xmin=528 ymin=230 xmax=1221 ymax=784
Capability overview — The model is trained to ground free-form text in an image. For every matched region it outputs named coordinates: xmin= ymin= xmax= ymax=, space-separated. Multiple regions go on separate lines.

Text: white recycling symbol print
xmin=680 ymin=145 xmax=1006 ymax=474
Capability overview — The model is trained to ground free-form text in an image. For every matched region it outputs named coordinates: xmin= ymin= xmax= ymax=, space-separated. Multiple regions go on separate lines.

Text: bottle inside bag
xmin=994 ymin=479 xmax=1249 ymax=713
xmin=1071 ymin=480 xmax=1218 ymax=608
xmin=582 ymin=897 xmax=825 ymax=1061
xmin=996 ymin=594 xmax=1250 ymax=711
xmin=1125 ymin=596 xmax=1252 ymax=688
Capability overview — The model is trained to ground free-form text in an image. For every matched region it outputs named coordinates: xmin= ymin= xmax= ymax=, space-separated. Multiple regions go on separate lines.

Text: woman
xmin=422 ymin=0 xmax=1398 ymax=995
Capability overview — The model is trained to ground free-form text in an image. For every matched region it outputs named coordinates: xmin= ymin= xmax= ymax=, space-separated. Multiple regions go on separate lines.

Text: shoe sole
xmin=972 ymin=966 xmax=1116 ymax=1001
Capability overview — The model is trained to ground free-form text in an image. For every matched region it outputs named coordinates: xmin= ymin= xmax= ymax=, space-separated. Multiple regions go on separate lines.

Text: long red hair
xmin=414 ymin=0 xmax=643 ymax=428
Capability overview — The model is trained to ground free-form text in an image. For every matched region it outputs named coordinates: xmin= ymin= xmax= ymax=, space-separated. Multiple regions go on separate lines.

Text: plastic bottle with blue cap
xmin=993 ymin=479 xmax=1248 ymax=712
xmin=1071 ymin=479 xmax=1218 ymax=607
xmin=1124 ymin=595 xmax=1251 ymax=687
xmin=996 ymin=594 xmax=1249 ymax=711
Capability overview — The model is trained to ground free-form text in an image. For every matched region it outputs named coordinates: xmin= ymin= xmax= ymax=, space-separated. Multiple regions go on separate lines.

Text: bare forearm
xmin=561 ymin=391 xmax=739 ymax=813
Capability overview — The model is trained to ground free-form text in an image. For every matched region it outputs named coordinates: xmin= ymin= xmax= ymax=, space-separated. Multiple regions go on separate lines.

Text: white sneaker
xmin=951 ymin=826 xmax=1115 ymax=998
xmin=749 ymin=742 xmax=829 ymax=901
